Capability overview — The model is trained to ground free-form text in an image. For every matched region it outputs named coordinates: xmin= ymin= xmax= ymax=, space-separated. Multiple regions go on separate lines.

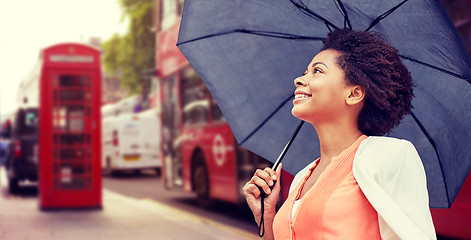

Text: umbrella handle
xmin=258 ymin=187 xmax=266 ymax=237
xmin=257 ymin=120 xmax=305 ymax=237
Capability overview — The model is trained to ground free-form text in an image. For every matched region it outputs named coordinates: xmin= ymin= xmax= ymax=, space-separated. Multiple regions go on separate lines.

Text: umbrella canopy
xmin=177 ymin=0 xmax=471 ymax=208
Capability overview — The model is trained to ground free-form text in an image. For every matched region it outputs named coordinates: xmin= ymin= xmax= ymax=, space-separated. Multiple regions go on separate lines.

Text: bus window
xmin=183 ymin=100 xmax=208 ymax=126
xmin=161 ymin=74 xmax=183 ymax=188
xmin=25 ymin=112 xmax=38 ymax=128
xmin=16 ymin=109 xmax=38 ymax=136
xmin=161 ymin=74 xmax=180 ymax=153
xmin=177 ymin=0 xmax=185 ymax=17
xmin=181 ymin=68 xmax=208 ymax=126
xmin=210 ymin=97 xmax=225 ymax=123
xmin=161 ymin=0 xmax=179 ymax=31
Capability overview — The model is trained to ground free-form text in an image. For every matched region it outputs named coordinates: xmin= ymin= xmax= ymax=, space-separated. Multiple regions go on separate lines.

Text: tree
xmin=101 ymin=0 xmax=155 ymax=94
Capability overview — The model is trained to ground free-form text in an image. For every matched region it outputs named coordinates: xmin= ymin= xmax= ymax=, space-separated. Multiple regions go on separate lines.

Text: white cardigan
xmin=289 ymin=136 xmax=436 ymax=240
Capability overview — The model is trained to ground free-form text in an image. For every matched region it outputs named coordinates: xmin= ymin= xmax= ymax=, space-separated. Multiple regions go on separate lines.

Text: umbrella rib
xmin=239 ymin=93 xmax=295 ymax=145
xmin=335 ymin=0 xmax=352 ymax=29
xmin=289 ymin=0 xmax=339 ymax=30
xmin=235 ymin=30 xmax=324 ymax=41
xmin=365 ymin=0 xmax=410 ymax=31
xmin=177 ymin=30 xmax=324 ymax=46
xmin=410 ymin=111 xmax=450 ymax=206
xmin=400 ymin=55 xmax=470 ymax=82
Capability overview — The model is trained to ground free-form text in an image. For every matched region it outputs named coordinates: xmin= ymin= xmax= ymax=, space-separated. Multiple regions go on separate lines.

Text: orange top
xmin=273 ymin=135 xmax=381 ymax=239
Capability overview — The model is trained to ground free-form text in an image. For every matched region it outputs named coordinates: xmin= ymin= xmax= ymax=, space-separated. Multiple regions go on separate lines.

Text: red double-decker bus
xmin=155 ymin=1 xmax=293 ymax=207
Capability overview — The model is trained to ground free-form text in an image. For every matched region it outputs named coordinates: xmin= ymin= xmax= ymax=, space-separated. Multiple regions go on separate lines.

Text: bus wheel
xmin=154 ymin=168 xmax=161 ymax=176
xmin=193 ymin=152 xmax=213 ymax=208
xmin=8 ymin=177 xmax=19 ymax=193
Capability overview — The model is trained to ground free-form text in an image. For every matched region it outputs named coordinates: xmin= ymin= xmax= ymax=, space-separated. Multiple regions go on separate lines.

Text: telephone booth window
xmin=52 ymin=74 xmax=93 ymax=190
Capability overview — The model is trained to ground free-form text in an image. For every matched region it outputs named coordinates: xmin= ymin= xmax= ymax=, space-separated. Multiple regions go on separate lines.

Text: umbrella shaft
xmin=272 ymin=121 xmax=305 ymax=171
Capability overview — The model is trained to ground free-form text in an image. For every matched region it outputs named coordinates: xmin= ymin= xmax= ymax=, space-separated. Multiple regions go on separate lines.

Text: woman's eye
xmin=314 ymin=68 xmax=322 ymax=74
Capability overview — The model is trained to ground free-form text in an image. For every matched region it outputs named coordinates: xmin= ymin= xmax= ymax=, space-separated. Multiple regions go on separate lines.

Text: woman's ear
xmin=346 ymin=85 xmax=365 ymax=106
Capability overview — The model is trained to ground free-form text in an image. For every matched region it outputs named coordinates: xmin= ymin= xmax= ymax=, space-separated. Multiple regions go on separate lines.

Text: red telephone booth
xmin=38 ymin=43 xmax=102 ymax=209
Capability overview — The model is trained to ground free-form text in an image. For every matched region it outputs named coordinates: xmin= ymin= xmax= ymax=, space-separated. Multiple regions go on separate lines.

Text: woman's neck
xmin=314 ymin=121 xmax=363 ymax=164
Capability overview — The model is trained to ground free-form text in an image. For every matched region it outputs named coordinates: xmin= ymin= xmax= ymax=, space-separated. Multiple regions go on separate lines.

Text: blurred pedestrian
xmin=243 ymin=28 xmax=436 ymax=239
xmin=0 ymin=138 xmax=7 ymax=166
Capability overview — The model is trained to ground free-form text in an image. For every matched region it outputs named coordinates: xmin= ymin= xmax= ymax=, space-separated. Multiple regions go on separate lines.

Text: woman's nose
xmin=294 ymin=76 xmax=307 ymax=87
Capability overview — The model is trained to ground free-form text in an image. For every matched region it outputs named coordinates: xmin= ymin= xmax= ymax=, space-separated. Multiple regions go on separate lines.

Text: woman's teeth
xmin=295 ymin=94 xmax=311 ymax=99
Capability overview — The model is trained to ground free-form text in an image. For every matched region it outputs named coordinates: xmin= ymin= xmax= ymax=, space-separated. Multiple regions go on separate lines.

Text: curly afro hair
xmin=321 ymin=28 xmax=414 ymax=136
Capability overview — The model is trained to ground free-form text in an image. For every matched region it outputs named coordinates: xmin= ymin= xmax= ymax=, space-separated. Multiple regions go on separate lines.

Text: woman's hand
xmin=243 ymin=164 xmax=282 ymax=225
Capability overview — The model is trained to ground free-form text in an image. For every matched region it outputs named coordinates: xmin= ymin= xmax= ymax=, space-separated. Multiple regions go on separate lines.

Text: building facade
xmin=442 ymin=0 xmax=471 ymax=53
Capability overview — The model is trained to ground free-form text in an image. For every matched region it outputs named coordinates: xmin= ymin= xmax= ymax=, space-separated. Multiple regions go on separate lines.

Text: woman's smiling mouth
xmin=295 ymin=93 xmax=311 ymax=99
xmin=293 ymin=91 xmax=312 ymax=104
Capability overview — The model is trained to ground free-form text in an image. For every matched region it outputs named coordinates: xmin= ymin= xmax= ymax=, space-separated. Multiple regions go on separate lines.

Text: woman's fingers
xmin=255 ymin=169 xmax=274 ymax=187
xmin=257 ymin=167 xmax=277 ymax=184
xmin=253 ymin=175 xmax=272 ymax=195
xmin=243 ymin=181 xmax=262 ymax=197
xmin=249 ymin=167 xmax=278 ymax=195
xmin=243 ymin=176 xmax=269 ymax=198
xmin=263 ymin=167 xmax=278 ymax=182
xmin=243 ymin=165 xmax=283 ymax=224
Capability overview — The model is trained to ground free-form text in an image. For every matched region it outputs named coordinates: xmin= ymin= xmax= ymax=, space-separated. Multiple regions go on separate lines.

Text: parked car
xmin=4 ymin=108 xmax=38 ymax=193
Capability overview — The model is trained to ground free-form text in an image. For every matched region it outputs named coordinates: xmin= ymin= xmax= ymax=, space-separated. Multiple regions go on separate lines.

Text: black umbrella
xmin=177 ymin=0 xmax=471 ymax=209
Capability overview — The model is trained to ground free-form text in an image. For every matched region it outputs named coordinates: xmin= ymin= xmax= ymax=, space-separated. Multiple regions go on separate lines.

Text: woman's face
xmin=291 ymin=49 xmax=353 ymax=123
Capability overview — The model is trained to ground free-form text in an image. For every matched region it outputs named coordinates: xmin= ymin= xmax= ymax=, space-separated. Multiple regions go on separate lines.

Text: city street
xmin=0 ymin=167 xmax=259 ymax=240
xmin=102 ymin=170 xmax=258 ymax=234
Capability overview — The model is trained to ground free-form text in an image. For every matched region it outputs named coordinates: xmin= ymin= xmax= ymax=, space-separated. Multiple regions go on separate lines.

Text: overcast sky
xmin=0 ymin=0 xmax=128 ymax=117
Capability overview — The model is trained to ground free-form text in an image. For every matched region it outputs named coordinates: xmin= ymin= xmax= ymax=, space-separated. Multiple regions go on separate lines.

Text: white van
xmin=101 ymin=99 xmax=161 ymax=175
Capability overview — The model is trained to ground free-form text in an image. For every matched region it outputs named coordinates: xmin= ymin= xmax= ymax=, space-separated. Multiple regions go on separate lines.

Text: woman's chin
xmin=291 ymin=108 xmax=307 ymax=121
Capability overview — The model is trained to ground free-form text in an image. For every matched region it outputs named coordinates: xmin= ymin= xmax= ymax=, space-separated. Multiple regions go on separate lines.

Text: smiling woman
xmin=243 ymin=28 xmax=436 ymax=240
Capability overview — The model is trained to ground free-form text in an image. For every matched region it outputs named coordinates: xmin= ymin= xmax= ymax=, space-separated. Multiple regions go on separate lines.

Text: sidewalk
xmin=0 ymin=174 xmax=259 ymax=240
